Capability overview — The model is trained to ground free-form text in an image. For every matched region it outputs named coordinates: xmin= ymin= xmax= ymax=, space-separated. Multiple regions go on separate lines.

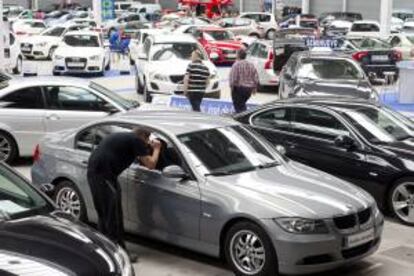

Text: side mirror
xmin=40 ymin=183 xmax=55 ymax=195
xmin=162 ymin=165 xmax=188 ymax=181
xmin=209 ymin=52 xmax=219 ymax=60
xmin=275 ymin=145 xmax=286 ymax=155
xmin=334 ymin=135 xmax=356 ymax=150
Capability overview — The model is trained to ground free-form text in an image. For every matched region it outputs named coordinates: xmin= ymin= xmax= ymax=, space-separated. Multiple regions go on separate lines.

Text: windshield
xmin=0 ymin=165 xmax=48 ymax=220
xmin=204 ymin=30 xmax=234 ymax=41
xmin=342 ymin=106 xmax=414 ymax=143
xmin=63 ymin=34 xmax=100 ymax=47
xmin=42 ymin=27 xmax=65 ymax=37
xmin=178 ymin=126 xmax=281 ymax=176
xmin=89 ymin=82 xmax=137 ymax=110
xmin=351 ymin=23 xmax=380 ymax=32
xmin=152 ymin=43 xmax=206 ymax=61
xmin=297 ymin=58 xmax=363 ymax=80
xmin=349 ymin=38 xmax=391 ymax=49
xmin=406 ymin=35 xmax=414 ymax=44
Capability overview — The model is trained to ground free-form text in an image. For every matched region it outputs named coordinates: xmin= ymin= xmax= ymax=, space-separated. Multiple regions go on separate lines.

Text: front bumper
xmin=53 ymin=57 xmax=104 ymax=74
xmin=21 ymin=44 xmax=50 ymax=59
xmin=261 ymin=213 xmax=383 ymax=275
xmin=147 ymin=78 xmax=221 ymax=99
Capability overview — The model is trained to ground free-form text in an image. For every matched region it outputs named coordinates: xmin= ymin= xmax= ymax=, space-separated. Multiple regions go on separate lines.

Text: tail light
xmin=33 ymin=144 xmax=40 ymax=162
xmin=265 ymin=51 xmax=274 ymax=70
xmin=392 ymin=50 xmax=402 ymax=61
xmin=352 ymin=51 xmax=369 ymax=62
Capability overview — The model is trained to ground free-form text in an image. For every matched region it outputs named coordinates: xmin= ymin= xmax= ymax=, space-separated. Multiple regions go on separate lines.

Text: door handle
xmin=46 ymin=114 xmax=60 ymax=120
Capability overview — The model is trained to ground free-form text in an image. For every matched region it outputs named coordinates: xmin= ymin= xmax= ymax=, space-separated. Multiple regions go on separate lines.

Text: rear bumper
xmin=361 ymin=64 xmax=399 ymax=79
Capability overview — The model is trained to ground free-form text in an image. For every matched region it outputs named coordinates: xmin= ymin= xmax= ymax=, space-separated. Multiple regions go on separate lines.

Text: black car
xmin=235 ymin=98 xmax=414 ymax=226
xmin=278 ymin=50 xmax=378 ymax=101
xmin=341 ymin=37 xmax=401 ymax=84
xmin=0 ymin=163 xmax=134 ymax=276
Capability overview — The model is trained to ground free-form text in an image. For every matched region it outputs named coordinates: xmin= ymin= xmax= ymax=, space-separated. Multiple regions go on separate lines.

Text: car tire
xmin=388 ymin=178 xmax=414 ymax=226
xmin=266 ymin=29 xmax=276 ymax=40
xmin=249 ymin=33 xmax=260 ymax=39
xmin=0 ymin=131 xmax=18 ymax=164
xmin=13 ymin=55 xmax=23 ymax=74
xmin=143 ymin=82 xmax=152 ymax=103
xmin=224 ymin=221 xmax=278 ymax=276
xmin=53 ymin=180 xmax=87 ymax=221
xmin=48 ymin=47 xmax=57 ymax=60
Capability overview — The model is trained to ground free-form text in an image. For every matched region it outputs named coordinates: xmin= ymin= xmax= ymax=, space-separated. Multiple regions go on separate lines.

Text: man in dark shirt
xmin=184 ymin=50 xmax=211 ymax=112
xmin=87 ymin=128 xmax=161 ymax=257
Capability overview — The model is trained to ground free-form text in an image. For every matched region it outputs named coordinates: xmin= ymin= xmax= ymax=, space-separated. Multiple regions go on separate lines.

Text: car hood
xmin=0 ymin=212 xmax=120 ymax=275
xmin=207 ymin=40 xmax=243 ymax=50
xmin=55 ymin=46 xmax=104 ymax=57
xmin=297 ymin=79 xmax=373 ymax=99
xmin=148 ymin=58 xmax=216 ymax=75
xmin=210 ymin=161 xmax=374 ymax=219
xmin=20 ymin=35 xmax=60 ymax=44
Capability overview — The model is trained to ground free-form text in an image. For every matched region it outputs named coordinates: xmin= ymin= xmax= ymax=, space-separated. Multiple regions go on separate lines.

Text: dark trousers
xmin=187 ymin=92 xmax=204 ymax=112
xmin=232 ymin=86 xmax=253 ymax=113
xmin=87 ymin=171 xmax=125 ymax=248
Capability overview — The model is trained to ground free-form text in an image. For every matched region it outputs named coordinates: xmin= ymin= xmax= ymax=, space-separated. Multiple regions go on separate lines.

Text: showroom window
xmin=44 ymin=86 xmax=109 ymax=112
xmin=292 ymin=108 xmax=350 ymax=141
xmin=253 ymin=108 xmax=291 ymax=131
xmin=0 ymin=87 xmax=44 ymax=109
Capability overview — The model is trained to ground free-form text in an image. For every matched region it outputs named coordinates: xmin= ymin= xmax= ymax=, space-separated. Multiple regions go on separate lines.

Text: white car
xmin=12 ymin=19 xmax=47 ymax=37
xmin=19 ymin=24 xmax=85 ymax=60
xmin=133 ymin=34 xmax=220 ymax=102
xmin=389 ymin=33 xmax=414 ymax=60
xmin=347 ymin=20 xmax=381 ymax=38
xmin=3 ymin=32 xmax=23 ymax=74
xmin=128 ymin=28 xmax=170 ymax=64
xmin=103 ymin=13 xmax=148 ymax=36
xmin=391 ymin=17 xmax=404 ymax=33
xmin=53 ymin=31 xmax=110 ymax=76
xmin=239 ymin=12 xmax=278 ymax=39
xmin=246 ymin=40 xmax=278 ymax=87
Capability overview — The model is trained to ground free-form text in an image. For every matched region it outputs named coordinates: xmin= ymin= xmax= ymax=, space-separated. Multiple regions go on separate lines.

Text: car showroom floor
xmin=12 ymin=59 xmax=414 ymax=276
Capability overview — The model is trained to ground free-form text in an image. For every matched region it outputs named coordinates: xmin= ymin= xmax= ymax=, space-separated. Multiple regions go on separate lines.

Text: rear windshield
xmin=349 ymin=38 xmax=391 ymax=49
xmin=63 ymin=35 xmax=100 ymax=47
xmin=351 ymin=23 xmax=379 ymax=32
xmin=298 ymin=58 xmax=363 ymax=80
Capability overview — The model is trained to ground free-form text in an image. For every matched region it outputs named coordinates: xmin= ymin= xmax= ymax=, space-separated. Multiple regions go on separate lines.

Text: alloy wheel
xmin=56 ymin=187 xmax=82 ymax=219
xmin=0 ymin=135 xmax=11 ymax=162
xmin=230 ymin=230 xmax=266 ymax=275
xmin=392 ymin=182 xmax=414 ymax=224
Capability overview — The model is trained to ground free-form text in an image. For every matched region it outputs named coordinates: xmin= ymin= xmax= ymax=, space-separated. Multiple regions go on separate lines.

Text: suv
xmin=133 ymin=34 xmax=220 ymax=102
xmin=239 ymin=12 xmax=278 ymax=39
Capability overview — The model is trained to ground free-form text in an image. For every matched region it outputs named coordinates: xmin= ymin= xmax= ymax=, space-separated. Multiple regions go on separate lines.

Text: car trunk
xmin=272 ymin=39 xmax=307 ymax=73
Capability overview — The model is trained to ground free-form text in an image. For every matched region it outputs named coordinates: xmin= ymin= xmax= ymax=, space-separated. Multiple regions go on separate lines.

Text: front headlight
xmin=114 ymin=246 xmax=133 ymax=276
xmin=90 ymin=55 xmax=101 ymax=61
xmin=153 ymin=73 xmax=170 ymax=82
xmin=274 ymin=217 xmax=329 ymax=234
xmin=54 ymin=55 xmax=64 ymax=60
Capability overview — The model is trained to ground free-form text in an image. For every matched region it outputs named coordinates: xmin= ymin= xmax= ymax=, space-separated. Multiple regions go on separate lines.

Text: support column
xmin=342 ymin=0 xmax=347 ymax=12
xmin=302 ymin=0 xmax=310 ymax=14
xmin=240 ymin=0 xmax=244 ymax=13
xmin=380 ymin=0 xmax=393 ymax=38
xmin=93 ymin=0 xmax=102 ymax=26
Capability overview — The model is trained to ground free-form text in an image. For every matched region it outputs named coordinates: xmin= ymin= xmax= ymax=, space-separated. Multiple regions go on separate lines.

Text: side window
xmin=257 ymin=44 xmax=269 ymax=59
xmin=44 ymin=86 xmax=110 ymax=112
xmin=253 ymin=108 xmax=291 ymax=131
xmin=0 ymin=87 xmax=44 ymax=109
xmin=75 ymin=124 xmax=131 ymax=152
xmin=246 ymin=43 xmax=258 ymax=56
xmin=390 ymin=36 xmax=401 ymax=47
xmin=292 ymin=108 xmax=349 ymax=141
xmin=261 ymin=15 xmax=271 ymax=22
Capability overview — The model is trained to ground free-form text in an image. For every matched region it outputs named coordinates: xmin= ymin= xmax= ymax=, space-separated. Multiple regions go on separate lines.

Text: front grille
xmin=170 ymin=75 xmax=184 ymax=84
xmin=21 ymin=43 xmax=33 ymax=54
xmin=333 ymin=207 xmax=372 ymax=230
xmin=301 ymin=254 xmax=333 ymax=265
xmin=65 ymin=57 xmax=87 ymax=70
xmin=223 ymin=49 xmax=237 ymax=54
xmin=342 ymin=238 xmax=379 ymax=259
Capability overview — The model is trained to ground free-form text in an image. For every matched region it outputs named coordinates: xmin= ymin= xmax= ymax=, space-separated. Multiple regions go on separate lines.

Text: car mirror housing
xmin=162 ymin=165 xmax=188 ymax=181
xmin=334 ymin=135 xmax=356 ymax=150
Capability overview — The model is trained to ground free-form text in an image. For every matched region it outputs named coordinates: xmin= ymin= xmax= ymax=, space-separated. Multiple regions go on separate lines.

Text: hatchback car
xmin=216 ymin=18 xmax=265 ymax=38
xmin=32 ymin=110 xmax=383 ymax=276
xmin=278 ymin=50 xmax=378 ymax=100
xmin=0 ymin=163 xmax=133 ymax=276
xmin=236 ymin=98 xmax=414 ymax=226
xmin=0 ymin=77 xmax=139 ymax=163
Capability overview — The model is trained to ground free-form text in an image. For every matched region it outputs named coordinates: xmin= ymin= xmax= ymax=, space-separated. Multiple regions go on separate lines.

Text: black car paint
xmin=0 ymin=165 xmax=126 ymax=276
xmin=235 ymin=100 xmax=414 ymax=210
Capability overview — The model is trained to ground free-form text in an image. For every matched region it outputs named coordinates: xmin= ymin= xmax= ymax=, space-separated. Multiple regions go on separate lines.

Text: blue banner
xmin=169 ymin=96 xmax=258 ymax=116
xmin=101 ymin=0 xmax=115 ymax=21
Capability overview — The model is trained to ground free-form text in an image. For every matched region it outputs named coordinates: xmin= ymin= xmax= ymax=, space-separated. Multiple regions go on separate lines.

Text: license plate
xmin=345 ymin=229 xmax=375 ymax=249
xmin=371 ymin=55 xmax=389 ymax=62
xmin=67 ymin=62 xmax=84 ymax=67
xmin=22 ymin=47 xmax=30 ymax=51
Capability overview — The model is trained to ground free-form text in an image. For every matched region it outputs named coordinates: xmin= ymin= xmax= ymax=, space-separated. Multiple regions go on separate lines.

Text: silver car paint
xmin=31 ymin=111 xmax=383 ymax=274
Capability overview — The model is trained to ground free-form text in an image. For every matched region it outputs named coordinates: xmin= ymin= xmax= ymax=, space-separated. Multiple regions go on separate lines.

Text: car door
xmin=127 ymin=132 xmax=201 ymax=241
xmin=42 ymin=85 xmax=116 ymax=133
xmin=255 ymin=43 xmax=271 ymax=82
xmin=246 ymin=42 xmax=260 ymax=68
xmin=287 ymin=107 xmax=369 ymax=185
xmin=0 ymin=86 xmax=46 ymax=155
xmin=279 ymin=54 xmax=298 ymax=98
xmin=249 ymin=107 xmax=294 ymax=149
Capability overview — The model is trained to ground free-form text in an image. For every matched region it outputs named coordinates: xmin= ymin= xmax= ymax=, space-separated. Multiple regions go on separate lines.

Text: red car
xmin=193 ymin=26 xmax=244 ymax=64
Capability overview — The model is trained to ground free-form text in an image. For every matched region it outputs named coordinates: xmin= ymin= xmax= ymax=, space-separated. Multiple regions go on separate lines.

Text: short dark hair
xmin=132 ymin=128 xmax=151 ymax=139
xmin=237 ymin=49 xmax=247 ymax=60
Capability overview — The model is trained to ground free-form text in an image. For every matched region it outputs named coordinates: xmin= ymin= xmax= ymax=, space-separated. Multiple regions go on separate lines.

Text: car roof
xmin=151 ymin=34 xmax=197 ymax=44
xmin=198 ymin=26 xmax=226 ymax=31
xmin=352 ymin=20 xmax=380 ymax=25
xmin=117 ymin=110 xmax=239 ymax=135
xmin=64 ymin=30 xmax=99 ymax=36
xmin=296 ymin=50 xmax=351 ymax=59
xmin=0 ymin=77 xmax=91 ymax=94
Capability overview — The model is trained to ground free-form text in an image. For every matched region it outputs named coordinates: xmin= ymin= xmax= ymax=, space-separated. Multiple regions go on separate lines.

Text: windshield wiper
xmin=256 ymin=161 xmax=280 ymax=169
xmin=205 ymin=167 xmax=257 ymax=177
xmin=397 ymin=135 xmax=414 ymax=141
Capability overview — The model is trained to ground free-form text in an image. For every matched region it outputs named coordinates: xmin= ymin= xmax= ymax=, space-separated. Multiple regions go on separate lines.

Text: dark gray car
xmin=278 ymin=50 xmax=379 ymax=101
xmin=31 ymin=110 xmax=383 ymax=276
